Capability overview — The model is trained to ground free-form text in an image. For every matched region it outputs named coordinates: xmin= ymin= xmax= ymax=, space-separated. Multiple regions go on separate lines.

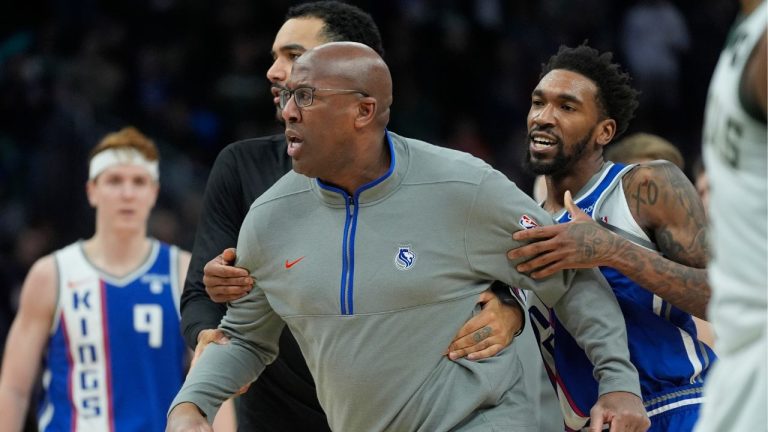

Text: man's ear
xmin=595 ymin=118 xmax=616 ymax=147
xmin=86 ymin=180 xmax=97 ymax=208
xmin=354 ymin=98 xmax=377 ymax=128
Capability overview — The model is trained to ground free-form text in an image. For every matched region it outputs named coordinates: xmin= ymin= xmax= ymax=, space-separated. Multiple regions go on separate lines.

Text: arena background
xmin=0 ymin=0 xmax=739 ymax=353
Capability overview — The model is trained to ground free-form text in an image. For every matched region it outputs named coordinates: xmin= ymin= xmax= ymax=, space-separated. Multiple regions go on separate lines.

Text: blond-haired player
xmin=0 ymin=127 xmax=232 ymax=431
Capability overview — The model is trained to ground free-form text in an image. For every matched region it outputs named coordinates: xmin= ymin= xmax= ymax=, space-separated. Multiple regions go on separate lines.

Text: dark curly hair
xmin=541 ymin=44 xmax=639 ymax=139
xmin=286 ymin=1 xmax=385 ymax=58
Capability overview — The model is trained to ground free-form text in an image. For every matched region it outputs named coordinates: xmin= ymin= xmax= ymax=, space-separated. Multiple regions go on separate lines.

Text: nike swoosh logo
xmin=285 ymin=256 xmax=305 ymax=269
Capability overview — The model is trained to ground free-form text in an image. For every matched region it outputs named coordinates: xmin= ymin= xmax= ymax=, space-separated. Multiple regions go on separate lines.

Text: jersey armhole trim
xmin=50 ymin=255 xmax=62 ymax=334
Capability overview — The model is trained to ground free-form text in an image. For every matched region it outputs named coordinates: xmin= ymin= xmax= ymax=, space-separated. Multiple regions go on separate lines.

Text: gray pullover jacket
xmin=171 ymin=131 xmax=640 ymax=431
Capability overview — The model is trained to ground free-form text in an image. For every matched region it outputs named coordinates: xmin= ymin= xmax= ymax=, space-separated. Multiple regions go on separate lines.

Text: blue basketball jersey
xmin=528 ymin=162 xmax=716 ymax=431
xmin=39 ymin=240 xmax=187 ymax=432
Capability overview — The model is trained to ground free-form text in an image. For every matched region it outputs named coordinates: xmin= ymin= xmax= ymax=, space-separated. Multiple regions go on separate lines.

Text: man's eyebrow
xmin=531 ymin=89 xmax=583 ymax=104
xmin=271 ymin=44 xmax=307 ymax=58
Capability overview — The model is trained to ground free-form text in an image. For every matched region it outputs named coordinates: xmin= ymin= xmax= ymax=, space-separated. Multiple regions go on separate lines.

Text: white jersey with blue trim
xmin=528 ymin=162 xmax=716 ymax=430
xmin=702 ymin=0 xmax=767 ymax=356
xmin=695 ymin=3 xmax=767 ymax=432
xmin=39 ymin=240 xmax=186 ymax=432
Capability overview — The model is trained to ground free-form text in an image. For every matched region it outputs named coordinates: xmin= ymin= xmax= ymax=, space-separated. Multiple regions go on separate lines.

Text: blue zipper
xmin=341 ymin=194 xmax=355 ymax=314
xmin=317 ymin=131 xmax=397 ymax=315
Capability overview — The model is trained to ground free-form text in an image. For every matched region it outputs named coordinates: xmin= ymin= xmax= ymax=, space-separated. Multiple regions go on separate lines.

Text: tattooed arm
xmin=615 ymin=161 xmax=710 ymax=317
xmin=507 ymin=161 xmax=710 ymax=319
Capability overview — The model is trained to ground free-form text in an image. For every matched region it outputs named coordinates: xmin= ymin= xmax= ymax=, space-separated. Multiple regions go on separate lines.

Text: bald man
xmin=167 ymin=43 xmax=644 ymax=432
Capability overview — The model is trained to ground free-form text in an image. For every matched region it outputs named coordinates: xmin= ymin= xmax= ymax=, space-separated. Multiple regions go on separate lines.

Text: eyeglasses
xmin=278 ymin=86 xmax=368 ymax=109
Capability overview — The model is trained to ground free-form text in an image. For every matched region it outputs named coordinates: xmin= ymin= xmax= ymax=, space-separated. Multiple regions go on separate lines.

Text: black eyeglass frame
xmin=278 ymin=86 xmax=368 ymax=109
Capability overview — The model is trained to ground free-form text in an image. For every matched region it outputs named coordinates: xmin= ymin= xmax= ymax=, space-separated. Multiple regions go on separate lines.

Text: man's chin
xmin=523 ymin=159 xmax=555 ymax=176
xmin=291 ymin=159 xmax=303 ymax=173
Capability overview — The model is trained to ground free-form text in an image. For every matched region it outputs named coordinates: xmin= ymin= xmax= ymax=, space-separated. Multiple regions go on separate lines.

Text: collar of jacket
xmin=310 ymin=129 xmax=409 ymax=207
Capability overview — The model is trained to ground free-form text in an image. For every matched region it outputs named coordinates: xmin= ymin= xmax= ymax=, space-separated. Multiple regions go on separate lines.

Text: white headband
xmin=89 ymin=148 xmax=159 ymax=180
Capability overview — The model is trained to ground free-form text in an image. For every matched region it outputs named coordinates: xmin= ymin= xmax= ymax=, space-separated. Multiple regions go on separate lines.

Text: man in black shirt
xmin=181 ymin=2 xmax=524 ymax=430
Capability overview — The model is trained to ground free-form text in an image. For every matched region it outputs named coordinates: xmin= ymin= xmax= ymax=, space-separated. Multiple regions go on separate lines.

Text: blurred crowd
xmin=0 ymin=0 xmax=739 ymax=348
